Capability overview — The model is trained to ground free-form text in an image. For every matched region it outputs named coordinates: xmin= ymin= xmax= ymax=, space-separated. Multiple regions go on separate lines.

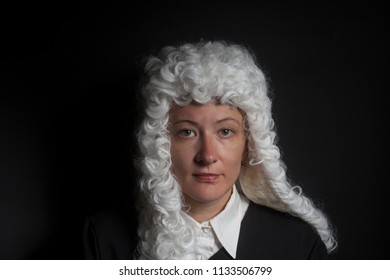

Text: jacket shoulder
xmin=236 ymin=202 xmax=328 ymax=259
xmin=83 ymin=206 xmax=138 ymax=259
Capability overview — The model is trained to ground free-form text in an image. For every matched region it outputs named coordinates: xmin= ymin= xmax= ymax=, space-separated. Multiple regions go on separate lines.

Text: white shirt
xmin=182 ymin=185 xmax=249 ymax=259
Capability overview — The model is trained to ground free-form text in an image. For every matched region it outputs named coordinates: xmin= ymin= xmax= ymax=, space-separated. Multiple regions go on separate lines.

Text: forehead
xmin=169 ymin=101 xmax=244 ymax=122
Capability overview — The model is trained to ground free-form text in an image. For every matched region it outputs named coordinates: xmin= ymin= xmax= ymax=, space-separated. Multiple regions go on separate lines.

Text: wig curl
xmin=135 ymin=40 xmax=337 ymax=259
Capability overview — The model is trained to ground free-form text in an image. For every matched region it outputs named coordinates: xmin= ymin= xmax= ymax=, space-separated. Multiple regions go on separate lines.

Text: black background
xmin=1 ymin=1 xmax=388 ymax=259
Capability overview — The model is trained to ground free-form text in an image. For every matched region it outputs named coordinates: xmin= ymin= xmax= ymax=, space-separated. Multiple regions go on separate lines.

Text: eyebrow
xmin=217 ymin=117 xmax=242 ymax=125
xmin=171 ymin=120 xmax=198 ymax=127
xmin=172 ymin=117 xmax=242 ymax=127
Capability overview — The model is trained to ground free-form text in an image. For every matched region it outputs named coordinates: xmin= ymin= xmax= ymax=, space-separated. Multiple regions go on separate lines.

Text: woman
xmin=84 ymin=40 xmax=337 ymax=260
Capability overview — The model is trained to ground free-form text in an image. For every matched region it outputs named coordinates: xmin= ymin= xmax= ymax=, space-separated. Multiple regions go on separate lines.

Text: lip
xmin=193 ymin=173 xmax=220 ymax=182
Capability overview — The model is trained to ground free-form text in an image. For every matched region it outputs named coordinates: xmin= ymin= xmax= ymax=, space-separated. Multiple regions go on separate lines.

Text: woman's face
xmin=169 ymin=101 xmax=247 ymax=211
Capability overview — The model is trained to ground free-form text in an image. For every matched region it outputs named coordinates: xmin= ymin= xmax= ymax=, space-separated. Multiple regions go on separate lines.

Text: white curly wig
xmin=135 ymin=40 xmax=337 ymax=259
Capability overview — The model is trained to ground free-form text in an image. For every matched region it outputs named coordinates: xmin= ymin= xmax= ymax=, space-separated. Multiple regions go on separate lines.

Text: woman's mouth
xmin=193 ymin=173 xmax=220 ymax=182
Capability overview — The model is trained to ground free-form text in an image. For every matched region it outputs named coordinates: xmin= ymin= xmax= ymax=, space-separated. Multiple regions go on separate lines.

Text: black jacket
xmin=83 ymin=202 xmax=327 ymax=259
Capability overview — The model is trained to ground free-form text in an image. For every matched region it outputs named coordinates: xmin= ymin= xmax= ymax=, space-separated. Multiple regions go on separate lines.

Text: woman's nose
xmin=195 ymin=135 xmax=217 ymax=165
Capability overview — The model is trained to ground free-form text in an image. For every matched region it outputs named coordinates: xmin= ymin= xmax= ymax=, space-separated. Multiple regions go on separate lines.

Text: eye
xmin=219 ymin=128 xmax=233 ymax=137
xmin=178 ymin=129 xmax=196 ymax=137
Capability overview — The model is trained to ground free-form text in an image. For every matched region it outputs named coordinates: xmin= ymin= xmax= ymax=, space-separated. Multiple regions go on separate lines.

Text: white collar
xmin=209 ymin=185 xmax=249 ymax=258
xmin=181 ymin=185 xmax=249 ymax=259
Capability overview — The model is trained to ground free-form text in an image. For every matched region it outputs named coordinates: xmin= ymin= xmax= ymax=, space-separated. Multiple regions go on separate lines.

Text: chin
xmin=185 ymin=186 xmax=231 ymax=204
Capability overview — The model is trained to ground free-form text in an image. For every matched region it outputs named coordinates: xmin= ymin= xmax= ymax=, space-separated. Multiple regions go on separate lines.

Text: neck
xmin=184 ymin=189 xmax=233 ymax=223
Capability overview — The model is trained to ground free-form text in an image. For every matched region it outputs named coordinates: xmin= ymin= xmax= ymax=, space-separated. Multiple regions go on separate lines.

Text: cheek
xmin=226 ymin=157 xmax=243 ymax=174
xmin=170 ymin=146 xmax=192 ymax=177
xmin=228 ymin=140 xmax=246 ymax=163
